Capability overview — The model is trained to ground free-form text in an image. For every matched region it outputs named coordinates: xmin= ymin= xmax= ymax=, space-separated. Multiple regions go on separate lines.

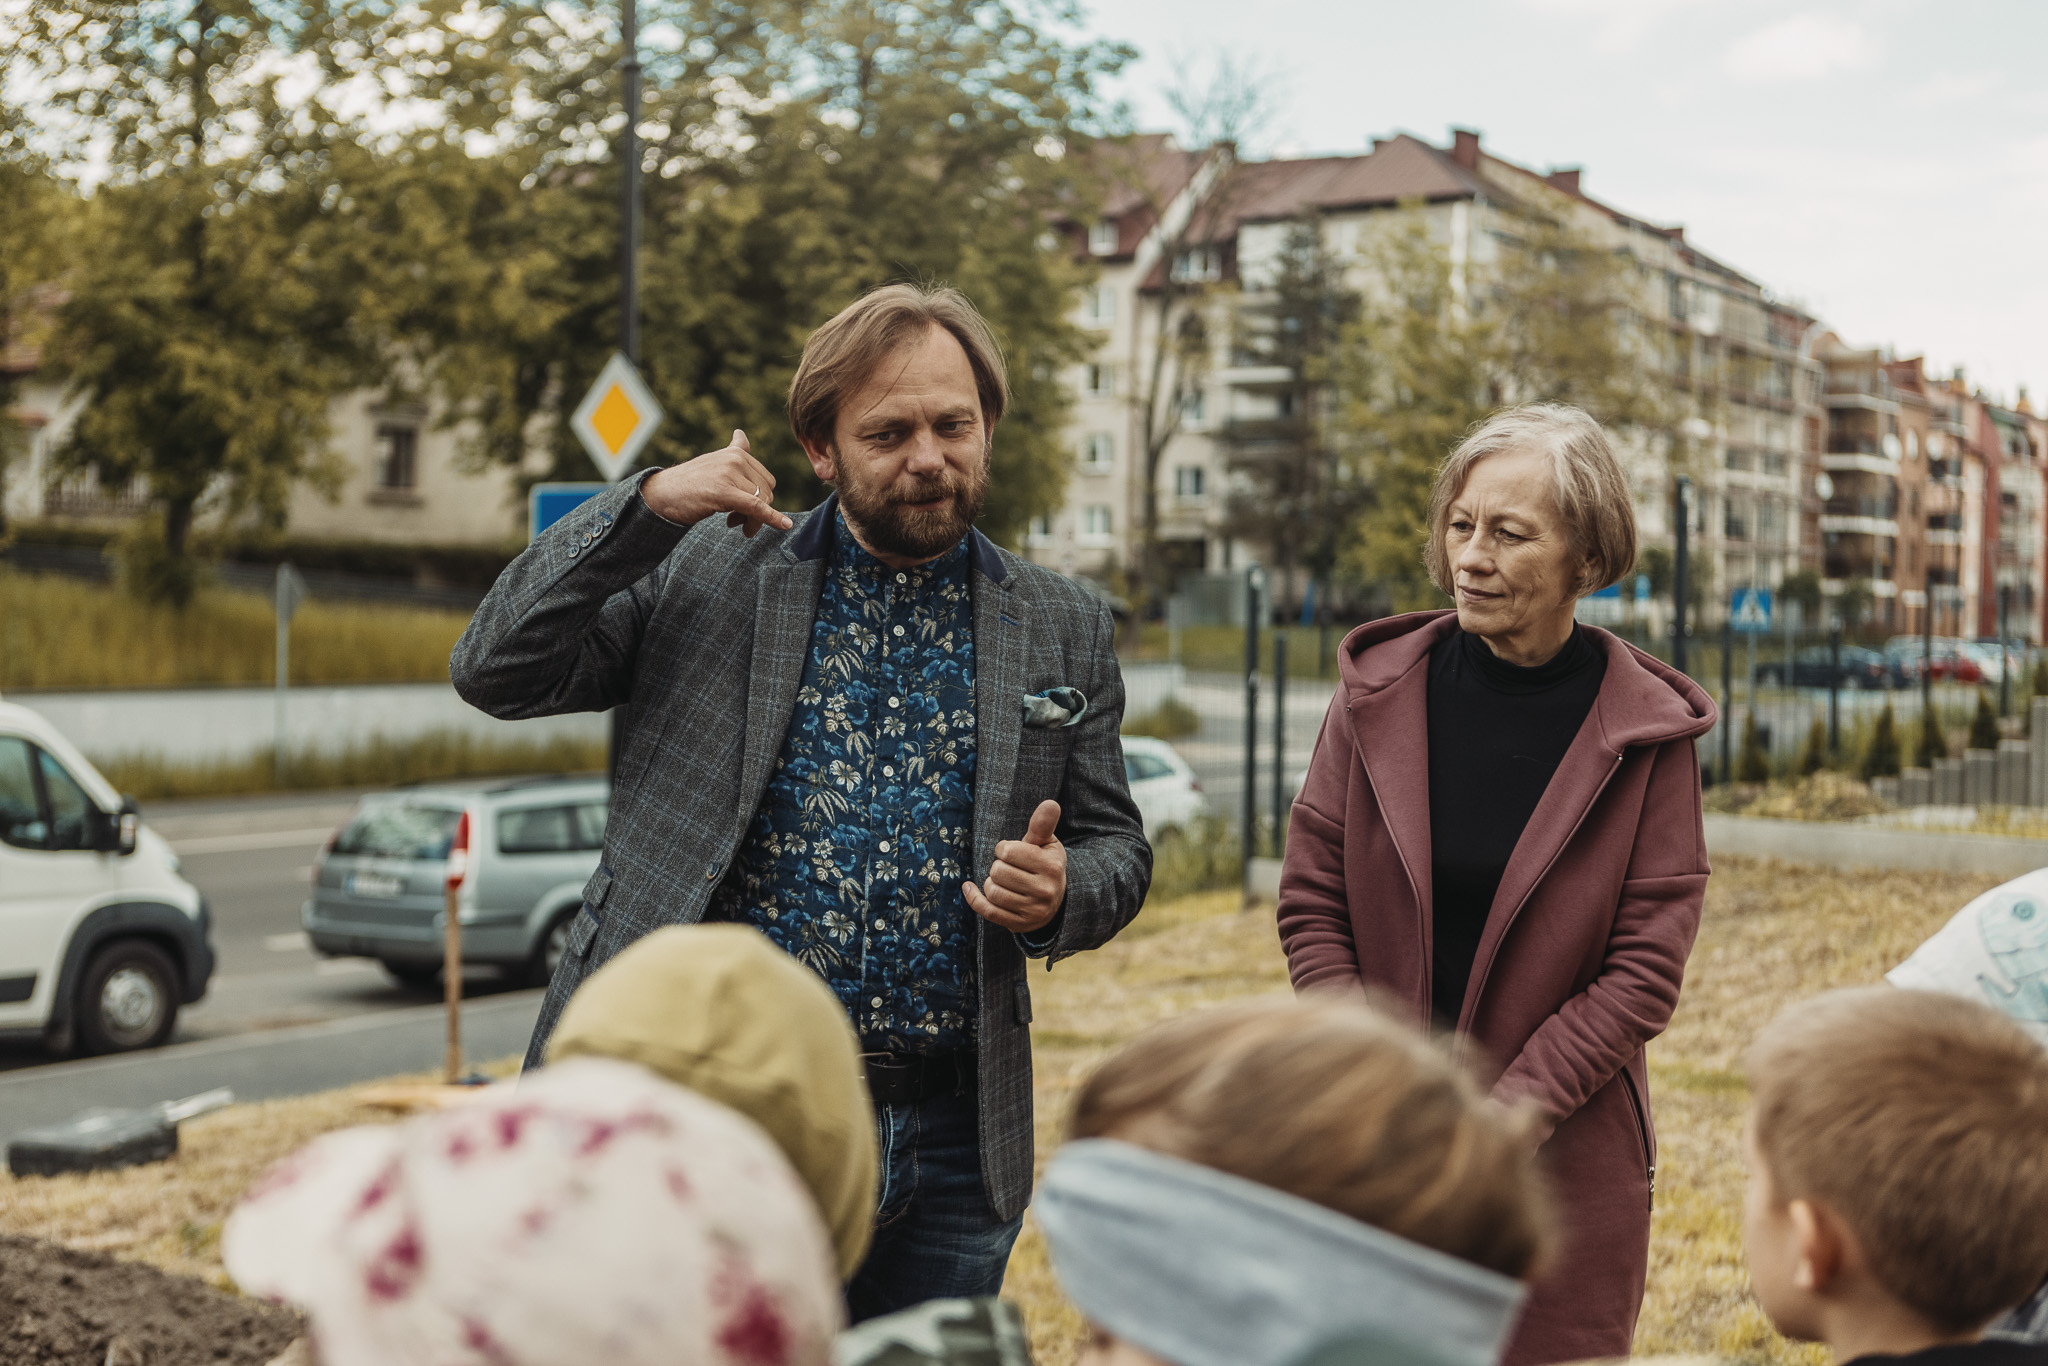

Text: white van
xmin=0 ymin=697 xmax=213 ymax=1054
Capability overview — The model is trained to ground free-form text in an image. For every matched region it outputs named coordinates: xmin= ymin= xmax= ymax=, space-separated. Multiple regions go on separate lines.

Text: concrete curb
xmin=0 ymin=990 xmax=543 ymax=1138
xmin=1704 ymin=814 xmax=2048 ymax=878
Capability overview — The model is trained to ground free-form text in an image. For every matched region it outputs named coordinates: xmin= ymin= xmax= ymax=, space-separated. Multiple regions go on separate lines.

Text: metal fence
xmin=1595 ymin=622 xmax=2044 ymax=804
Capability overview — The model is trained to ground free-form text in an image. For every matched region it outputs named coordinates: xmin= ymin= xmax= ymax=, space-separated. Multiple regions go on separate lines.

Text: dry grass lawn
xmin=0 ymin=859 xmax=2005 ymax=1363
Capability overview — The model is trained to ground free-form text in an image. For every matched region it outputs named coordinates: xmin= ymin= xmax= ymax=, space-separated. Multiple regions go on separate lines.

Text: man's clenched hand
xmin=641 ymin=429 xmax=795 ymax=536
xmin=964 ymin=799 xmax=1065 ymax=934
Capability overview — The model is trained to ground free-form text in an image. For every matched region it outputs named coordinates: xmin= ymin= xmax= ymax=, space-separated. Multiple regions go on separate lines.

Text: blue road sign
xmin=1730 ymin=587 xmax=1773 ymax=634
xmin=529 ymin=482 xmax=609 ymax=541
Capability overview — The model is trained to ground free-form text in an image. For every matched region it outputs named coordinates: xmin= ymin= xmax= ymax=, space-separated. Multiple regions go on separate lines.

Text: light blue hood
xmin=1034 ymin=1140 xmax=1528 ymax=1366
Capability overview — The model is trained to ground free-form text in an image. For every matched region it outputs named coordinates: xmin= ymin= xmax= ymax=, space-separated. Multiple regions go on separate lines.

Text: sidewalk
xmin=0 ymin=990 xmax=543 ymax=1138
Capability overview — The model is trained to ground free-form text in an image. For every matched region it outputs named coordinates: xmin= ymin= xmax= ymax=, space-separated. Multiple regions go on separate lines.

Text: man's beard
xmin=835 ymin=450 xmax=990 ymax=561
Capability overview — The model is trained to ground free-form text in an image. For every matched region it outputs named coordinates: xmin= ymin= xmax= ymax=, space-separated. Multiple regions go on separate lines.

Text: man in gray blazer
xmin=451 ymin=283 xmax=1151 ymax=1317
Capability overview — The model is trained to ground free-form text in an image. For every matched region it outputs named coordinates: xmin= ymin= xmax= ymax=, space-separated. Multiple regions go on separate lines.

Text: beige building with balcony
xmin=1032 ymin=128 xmax=1825 ymax=626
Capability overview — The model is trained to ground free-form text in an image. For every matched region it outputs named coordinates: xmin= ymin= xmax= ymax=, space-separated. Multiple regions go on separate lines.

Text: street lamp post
xmin=608 ymin=0 xmax=643 ymax=783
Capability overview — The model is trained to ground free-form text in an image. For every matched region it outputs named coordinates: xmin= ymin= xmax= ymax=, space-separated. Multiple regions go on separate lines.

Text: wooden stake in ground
xmin=444 ymin=811 xmax=471 ymax=1084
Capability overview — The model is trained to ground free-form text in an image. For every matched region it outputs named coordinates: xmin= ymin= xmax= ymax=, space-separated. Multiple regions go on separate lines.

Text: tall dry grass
xmin=0 ymin=570 xmax=471 ymax=690
xmin=96 ymin=731 xmax=607 ymax=800
xmin=0 ymin=859 xmax=2008 ymax=1363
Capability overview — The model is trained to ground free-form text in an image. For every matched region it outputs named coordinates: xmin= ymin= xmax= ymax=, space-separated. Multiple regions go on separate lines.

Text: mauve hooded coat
xmin=1277 ymin=611 xmax=1717 ymax=1366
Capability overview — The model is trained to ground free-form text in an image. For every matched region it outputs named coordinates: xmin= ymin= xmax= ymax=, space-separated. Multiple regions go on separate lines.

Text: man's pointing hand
xmin=641 ymin=428 xmax=795 ymax=536
xmin=964 ymin=799 xmax=1065 ymax=934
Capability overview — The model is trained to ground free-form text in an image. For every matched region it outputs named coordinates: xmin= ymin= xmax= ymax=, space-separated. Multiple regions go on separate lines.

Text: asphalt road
xmin=0 ymin=788 xmax=534 ymax=1076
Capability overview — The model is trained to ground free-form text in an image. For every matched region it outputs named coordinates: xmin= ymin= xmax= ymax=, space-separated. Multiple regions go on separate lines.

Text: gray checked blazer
xmin=450 ymin=476 xmax=1152 ymax=1220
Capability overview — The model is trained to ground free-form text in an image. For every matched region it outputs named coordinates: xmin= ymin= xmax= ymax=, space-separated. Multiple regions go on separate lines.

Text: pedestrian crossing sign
xmin=1730 ymin=587 xmax=1773 ymax=634
xmin=569 ymin=352 xmax=665 ymax=481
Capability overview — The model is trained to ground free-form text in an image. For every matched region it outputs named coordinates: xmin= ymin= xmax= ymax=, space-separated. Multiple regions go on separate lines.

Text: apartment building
xmin=2 ymin=321 xmax=535 ymax=548
xmin=1036 ymin=128 xmax=1825 ymax=624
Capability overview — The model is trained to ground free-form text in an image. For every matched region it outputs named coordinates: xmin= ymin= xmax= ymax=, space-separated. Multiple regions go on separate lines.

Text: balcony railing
xmin=1825 ymin=498 xmax=1899 ymax=520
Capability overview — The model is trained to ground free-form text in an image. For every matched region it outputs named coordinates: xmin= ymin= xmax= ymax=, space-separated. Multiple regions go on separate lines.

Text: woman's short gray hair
xmin=1424 ymin=403 xmax=1638 ymax=598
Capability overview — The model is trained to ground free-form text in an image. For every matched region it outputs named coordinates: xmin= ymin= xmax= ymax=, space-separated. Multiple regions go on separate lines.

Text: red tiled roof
xmin=1216 ymin=134 xmax=1485 ymax=233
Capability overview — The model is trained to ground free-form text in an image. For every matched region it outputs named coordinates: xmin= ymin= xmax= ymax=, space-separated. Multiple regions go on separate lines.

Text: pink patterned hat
xmin=223 ymin=1057 xmax=842 ymax=1366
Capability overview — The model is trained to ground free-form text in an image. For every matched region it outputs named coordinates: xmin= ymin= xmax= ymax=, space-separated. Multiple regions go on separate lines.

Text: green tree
xmin=1779 ymin=568 xmax=1824 ymax=627
xmin=0 ymin=98 xmax=77 ymax=536
xmin=402 ymin=0 xmax=1126 ymax=550
xmin=1916 ymin=706 xmax=1948 ymax=767
xmin=1862 ymin=703 xmax=1902 ymax=780
xmin=6 ymin=2 xmax=442 ymax=595
xmin=1737 ymin=709 xmax=1772 ymax=783
xmin=1221 ymin=213 xmax=1361 ymax=618
xmin=1333 ymin=205 xmax=1667 ymax=611
xmin=1334 ymin=211 xmax=1498 ymax=610
xmin=1970 ymin=690 xmax=2002 ymax=750
xmin=1799 ymin=716 xmax=1828 ymax=776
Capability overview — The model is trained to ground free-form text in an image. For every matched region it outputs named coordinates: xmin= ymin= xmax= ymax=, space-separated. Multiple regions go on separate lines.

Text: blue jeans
xmin=845 ymin=1086 xmax=1024 ymax=1322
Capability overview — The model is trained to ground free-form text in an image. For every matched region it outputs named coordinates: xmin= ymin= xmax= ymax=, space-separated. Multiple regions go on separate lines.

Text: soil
xmin=0 ymin=1234 xmax=302 ymax=1365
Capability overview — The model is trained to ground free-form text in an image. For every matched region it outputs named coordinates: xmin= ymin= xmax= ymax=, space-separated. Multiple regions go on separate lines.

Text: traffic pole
xmin=1241 ymin=568 xmax=1261 ymax=907
xmin=608 ymin=0 xmax=644 ymax=785
xmin=1672 ymin=476 xmax=1690 ymax=676
xmin=1271 ymin=633 xmax=1288 ymax=855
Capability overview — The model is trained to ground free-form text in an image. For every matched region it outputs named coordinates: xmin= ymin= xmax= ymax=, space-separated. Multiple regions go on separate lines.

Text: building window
xmin=1084 ymin=364 xmax=1115 ymax=398
xmin=1026 ymin=514 xmax=1054 ymax=547
xmin=375 ymin=425 xmax=418 ymax=490
xmin=1171 ymin=248 xmax=1222 ymax=283
xmin=1088 ymin=221 xmax=1119 ymax=256
xmin=1081 ymin=505 xmax=1113 ymax=541
xmin=1723 ymin=497 xmax=1749 ymax=542
xmin=1174 ymin=465 xmax=1206 ymax=500
xmin=1082 ymin=433 xmax=1115 ymax=471
xmin=1182 ymin=388 xmax=1206 ymax=425
xmin=1083 ymin=285 xmax=1115 ymax=327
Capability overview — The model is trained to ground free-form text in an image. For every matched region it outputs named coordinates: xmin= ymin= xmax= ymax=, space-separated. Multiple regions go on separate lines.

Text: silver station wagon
xmin=304 ymin=775 xmax=608 ymax=987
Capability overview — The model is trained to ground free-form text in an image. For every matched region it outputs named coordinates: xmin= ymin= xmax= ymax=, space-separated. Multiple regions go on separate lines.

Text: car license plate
xmin=347 ymin=872 xmax=404 ymax=899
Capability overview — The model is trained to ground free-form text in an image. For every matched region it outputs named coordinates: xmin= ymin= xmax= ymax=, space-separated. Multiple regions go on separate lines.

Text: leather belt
xmin=862 ymin=1050 xmax=977 ymax=1107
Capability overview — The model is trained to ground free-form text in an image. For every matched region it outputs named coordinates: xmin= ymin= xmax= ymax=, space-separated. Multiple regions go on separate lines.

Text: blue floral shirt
xmin=709 ymin=514 xmax=979 ymax=1053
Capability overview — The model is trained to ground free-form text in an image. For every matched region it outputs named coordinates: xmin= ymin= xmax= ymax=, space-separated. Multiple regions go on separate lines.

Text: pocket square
xmin=1022 ymin=687 xmax=1088 ymax=729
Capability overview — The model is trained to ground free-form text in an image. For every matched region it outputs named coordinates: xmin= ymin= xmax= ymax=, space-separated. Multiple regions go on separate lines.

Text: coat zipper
xmin=1619 ymin=1065 xmax=1656 ymax=1212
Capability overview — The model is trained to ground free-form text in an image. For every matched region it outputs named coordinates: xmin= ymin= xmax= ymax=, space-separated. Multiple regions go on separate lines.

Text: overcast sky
xmin=1077 ymin=0 xmax=2048 ymax=406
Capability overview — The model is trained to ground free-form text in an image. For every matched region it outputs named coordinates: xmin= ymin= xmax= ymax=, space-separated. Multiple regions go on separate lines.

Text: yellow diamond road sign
xmin=570 ymin=352 xmax=665 ymax=481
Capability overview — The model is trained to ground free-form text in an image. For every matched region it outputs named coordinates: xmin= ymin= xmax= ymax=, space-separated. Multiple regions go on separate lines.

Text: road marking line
xmin=170 ymin=827 xmax=335 ymax=855
xmin=264 ymin=932 xmax=311 ymax=952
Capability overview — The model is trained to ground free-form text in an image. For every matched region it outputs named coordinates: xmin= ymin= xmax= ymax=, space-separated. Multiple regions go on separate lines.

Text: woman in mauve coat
xmin=1278 ymin=404 xmax=1717 ymax=1366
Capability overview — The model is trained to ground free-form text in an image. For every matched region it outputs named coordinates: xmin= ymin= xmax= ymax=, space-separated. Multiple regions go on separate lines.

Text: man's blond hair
xmin=787 ymin=282 xmax=1008 ymax=451
xmin=1748 ymin=985 xmax=2048 ymax=1333
xmin=1070 ymin=998 xmax=1553 ymax=1280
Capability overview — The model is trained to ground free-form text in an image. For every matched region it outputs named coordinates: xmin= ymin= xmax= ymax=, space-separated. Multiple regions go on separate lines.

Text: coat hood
xmin=545 ymin=924 xmax=877 ymax=1276
xmin=1036 ymin=1139 xmax=1524 ymax=1366
xmin=1338 ymin=611 xmax=1716 ymax=751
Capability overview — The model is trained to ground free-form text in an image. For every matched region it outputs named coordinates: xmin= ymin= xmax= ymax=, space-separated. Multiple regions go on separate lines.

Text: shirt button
xmin=874 ymin=918 xmax=887 ymax=930
xmin=703 ymin=868 xmax=718 ymax=881
xmin=896 ymin=573 xmax=907 ymax=584
xmin=888 ymin=697 xmax=901 ymax=709
xmin=878 ymin=840 xmax=891 ymax=852
xmin=893 ymin=625 xmax=906 ymax=637
xmin=870 ymin=996 xmax=883 ymax=1008
xmin=883 ymin=765 xmax=895 ymax=777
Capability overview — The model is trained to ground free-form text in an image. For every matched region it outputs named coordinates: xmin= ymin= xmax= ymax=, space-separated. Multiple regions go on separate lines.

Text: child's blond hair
xmin=1748 ymin=985 xmax=2048 ymax=1332
xmin=1069 ymin=997 xmax=1553 ymax=1280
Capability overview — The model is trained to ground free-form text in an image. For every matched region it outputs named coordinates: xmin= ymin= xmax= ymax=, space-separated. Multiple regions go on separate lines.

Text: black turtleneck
xmin=1425 ymin=625 xmax=1605 ymax=1030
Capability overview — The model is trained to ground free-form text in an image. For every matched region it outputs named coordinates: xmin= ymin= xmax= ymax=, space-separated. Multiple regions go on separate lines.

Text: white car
xmin=1120 ymin=736 xmax=1205 ymax=843
xmin=0 ymin=697 xmax=213 ymax=1055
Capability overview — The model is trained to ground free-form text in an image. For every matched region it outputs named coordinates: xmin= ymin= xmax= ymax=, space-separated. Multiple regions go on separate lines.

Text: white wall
xmin=8 ymin=684 xmax=606 ymax=767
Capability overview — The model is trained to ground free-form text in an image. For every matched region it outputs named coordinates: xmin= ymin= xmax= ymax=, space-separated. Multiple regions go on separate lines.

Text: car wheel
xmin=526 ymin=914 xmax=574 ymax=988
xmin=381 ymin=960 xmax=442 ymax=988
xmin=77 ymin=939 xmax=180 ymax=1054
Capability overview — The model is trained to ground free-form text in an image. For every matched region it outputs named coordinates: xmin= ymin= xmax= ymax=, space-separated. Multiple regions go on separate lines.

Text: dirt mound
xmin=0 ymin=1234 xmax=300 ymax=1365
